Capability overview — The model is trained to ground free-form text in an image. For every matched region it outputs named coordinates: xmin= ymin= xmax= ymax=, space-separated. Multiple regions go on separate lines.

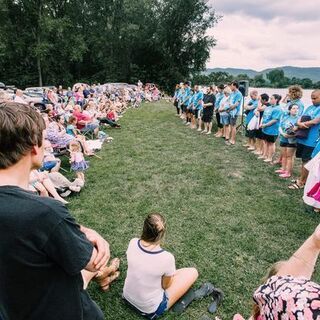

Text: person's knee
xmin=189 ymin=267 xmax=199 ymax=281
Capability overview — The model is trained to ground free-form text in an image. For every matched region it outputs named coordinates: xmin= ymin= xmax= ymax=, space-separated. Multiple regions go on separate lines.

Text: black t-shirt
xmin=0 ymin=186 xmax=103 ymax=320
xmin=203 ymin=93 xmax=216 ymax=113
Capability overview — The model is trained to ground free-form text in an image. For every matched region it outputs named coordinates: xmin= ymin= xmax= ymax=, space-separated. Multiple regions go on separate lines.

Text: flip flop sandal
xmin=194 ymin=282 xmax=215 ymax=300
xmin=208 ymin=288 xmax=224 ymax=314
xmin=172 ymin=288 xmax=196 ymax=314
xmin=288 ymin=183 xmax=304 ymax=190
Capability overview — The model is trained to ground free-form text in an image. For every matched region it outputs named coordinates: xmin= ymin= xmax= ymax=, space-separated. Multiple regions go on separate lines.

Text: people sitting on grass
xmin=233 ymin=223 xmax=320 ymax=320
xmin=123 ymin=213 xmax=199 ymax=319
xmin=73 ymin=104 xmax=100 ymax=138
xmin=0 ymin=102 xmax=120 ymax=320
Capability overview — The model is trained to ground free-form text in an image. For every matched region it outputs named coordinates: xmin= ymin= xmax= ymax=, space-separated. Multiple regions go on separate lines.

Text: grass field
xmin=69 ymin=101 xmax=320 ymax=319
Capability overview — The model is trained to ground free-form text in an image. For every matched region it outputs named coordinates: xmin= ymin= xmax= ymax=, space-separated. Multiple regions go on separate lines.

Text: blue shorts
xmin=80 ymin=123 xmax=99 ymax=133
xmin=124 ymin=292 xmax=169 ymax=319
xmin=40 ymin=161 xmax=57 ymax=171
xmin=221 ymin=114 xmax=231 ymax=125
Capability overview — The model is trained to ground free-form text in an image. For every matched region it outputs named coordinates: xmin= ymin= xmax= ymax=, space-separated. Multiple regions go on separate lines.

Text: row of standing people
xmin=173 ymin=83 xmax=320 ymax=211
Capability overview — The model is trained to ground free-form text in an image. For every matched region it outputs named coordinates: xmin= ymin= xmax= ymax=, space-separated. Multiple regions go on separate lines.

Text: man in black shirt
xmin=0 ymin=102 xmax=112 ymax=320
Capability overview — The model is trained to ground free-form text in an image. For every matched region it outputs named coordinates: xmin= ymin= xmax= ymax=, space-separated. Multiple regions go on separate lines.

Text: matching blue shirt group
xmin=261 ymin=104 xmax=283 ymax=136
xmin=229 ymin=90 xmax=243 ymax=117
xmin=279 ymin=114 xmax=299 ymax=144
xmin=245 ymin=99 xmax=259 ymax=125
xmin=297 ymin=104 xmax=320 ymax=148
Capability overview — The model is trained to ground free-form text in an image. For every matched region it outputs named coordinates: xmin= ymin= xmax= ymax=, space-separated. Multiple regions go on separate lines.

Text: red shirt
xmin=73 ymin=110 xmax=91 ymax=130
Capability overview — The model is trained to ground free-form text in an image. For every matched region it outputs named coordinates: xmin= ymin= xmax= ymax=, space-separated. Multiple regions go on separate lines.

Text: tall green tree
xmin=0 ymin=0 xmax=218 ymax=90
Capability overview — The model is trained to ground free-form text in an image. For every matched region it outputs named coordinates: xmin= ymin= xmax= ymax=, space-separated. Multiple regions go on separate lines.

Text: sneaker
xmin=185 ymin=122 xmax=190 ymax=126
xmin=197 ymin=128 xmax=202 ymax=132
xmin=206 ymin=131 xmax=211 ymax=135
xmin=225 ymin=140 xmax=231 ymax=146
xmin=201 ymin=130 xmax=207 ymax=134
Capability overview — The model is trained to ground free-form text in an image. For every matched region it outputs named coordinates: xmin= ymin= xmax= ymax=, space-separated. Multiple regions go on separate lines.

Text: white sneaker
xmin=186 ymin=122 xmax=190 ymax=126
xmin=201 ymin=130 xmax=207 ymax=134
xmin=206 ymin=131 xmax=212 ymax=135
xmin=197 ymin=128 xmax=202 ymax=132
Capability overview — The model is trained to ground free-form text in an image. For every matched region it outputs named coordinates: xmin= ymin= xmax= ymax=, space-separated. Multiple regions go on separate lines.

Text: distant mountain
xmin=204 ymin=66 xmax=320 ymax=82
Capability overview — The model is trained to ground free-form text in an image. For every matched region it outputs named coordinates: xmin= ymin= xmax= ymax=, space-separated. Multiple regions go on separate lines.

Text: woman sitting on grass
xmin=123 ymin=213 xmax=199 ymax=319
xmin=234 ymin=223 xmax=320 ymax=320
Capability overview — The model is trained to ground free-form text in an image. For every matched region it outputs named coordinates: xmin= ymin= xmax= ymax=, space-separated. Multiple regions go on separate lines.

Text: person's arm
xmin=162 ymin=275 xmax=174 ymax=289
xmin=80 ymin=225 xmax=110 ymax=270
xmin=302 ymin=117 xmax=320 ymax=128
xmin=277 ymin=224 xmax=320 ymax=279
xmin=261 ymin=119 xmax=278 ymax=128
xmin=229 ymin=100 xmax=240 ymax=111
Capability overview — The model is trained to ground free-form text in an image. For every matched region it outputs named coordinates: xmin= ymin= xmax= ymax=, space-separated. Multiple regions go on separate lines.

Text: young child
xmin=277 ymin=104 xmax=299 ymax=178
xmin=40 ymin=140 xmax=61 ymax=172
xmin=244 ymin=90 xmax=259 ymax=150
xmin=123 ymin=213 xmax=198 ymax=318
xmin=69 ymin=141 xmax=89 ymax=182
xmin=260 ymin=94 xmax=283 ymax=162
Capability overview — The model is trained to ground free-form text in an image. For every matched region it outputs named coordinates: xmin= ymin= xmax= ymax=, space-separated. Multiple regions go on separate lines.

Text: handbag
xmin=295 ymin=115 xmax=312 ymax=139
xmin=247 ymin=115 xmax=260 ymax=131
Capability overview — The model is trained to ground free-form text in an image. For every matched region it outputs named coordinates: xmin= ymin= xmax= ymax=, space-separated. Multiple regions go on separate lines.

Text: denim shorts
xmin=221 ymin=114 xmax=230 ymax=125
xmin=124 ymin=292 xmax=169 ymax=319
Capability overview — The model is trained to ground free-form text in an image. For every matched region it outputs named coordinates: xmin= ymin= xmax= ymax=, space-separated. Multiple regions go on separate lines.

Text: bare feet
xmin=95 ymin=258 xmax=120 ymax=291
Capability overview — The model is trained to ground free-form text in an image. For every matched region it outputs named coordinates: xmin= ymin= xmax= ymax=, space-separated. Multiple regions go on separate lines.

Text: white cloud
xmin=206 ymin=0 xmax=320 ymax=70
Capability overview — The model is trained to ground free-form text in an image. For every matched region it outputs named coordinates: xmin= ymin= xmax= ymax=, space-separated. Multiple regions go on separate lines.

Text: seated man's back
xmin=0 ymin=184 xmax=102 ymax=320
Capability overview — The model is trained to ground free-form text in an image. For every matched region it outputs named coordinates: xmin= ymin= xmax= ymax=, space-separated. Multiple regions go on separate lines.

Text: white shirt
xmin=123 ymin=238 xmax=176 ymax=313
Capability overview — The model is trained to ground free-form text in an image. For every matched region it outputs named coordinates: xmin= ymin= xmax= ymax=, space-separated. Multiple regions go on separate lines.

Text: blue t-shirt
xmin=215 ymin=92 xmax=224 ymax=110
xmin=297 ymin=104 xmax=320 ymax=147
xmin=279 ymin=114 xmax=299 ymax=143
xmin=312 ymin=139 xmax=320 ymax=158
xmin=229 ymin=90 xmax=243 ymax=116
xmin=246 ymin=99 xmax=259 ymax=125
xmin=66 ymin=124 xmax=76 ymax=136
xmin=262 ymin=105 xmax=283 ymax=136
xmin=286 ymin=99 xmax=304 ymax=116
xmin=182 ymin=87 xmax=192 ymax=106
xmin=193 ymin=91 xmax=204 ymax=110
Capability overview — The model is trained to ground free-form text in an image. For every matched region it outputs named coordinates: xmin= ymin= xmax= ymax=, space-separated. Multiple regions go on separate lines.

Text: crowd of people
xmin=173 ymin=82 xmax=320 ymax=212
xmin=0 ymin=82 xmax=162 ymax=204
xmin=0 ymin=79 xmax=319 ymax=320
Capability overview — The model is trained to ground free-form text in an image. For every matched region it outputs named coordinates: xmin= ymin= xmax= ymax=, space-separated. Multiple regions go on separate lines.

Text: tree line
xmin=193 ymin=69 xmax=320 ymax=89
xmin=0 ymin=0 xmax=218 ymax=91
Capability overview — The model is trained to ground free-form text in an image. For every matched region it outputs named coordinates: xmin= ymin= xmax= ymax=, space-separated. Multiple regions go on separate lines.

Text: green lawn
xmin=69 ymin=101 xmax=320 ymax=320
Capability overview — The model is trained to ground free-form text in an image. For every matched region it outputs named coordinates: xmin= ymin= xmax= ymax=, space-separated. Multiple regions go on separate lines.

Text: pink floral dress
xmin=253 ymin=276 xmax=320 ymax=319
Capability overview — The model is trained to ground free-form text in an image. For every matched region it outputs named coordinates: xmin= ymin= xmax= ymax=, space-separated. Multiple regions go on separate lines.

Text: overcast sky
xmin=206 ymin=0 xmax=320 ymax=70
